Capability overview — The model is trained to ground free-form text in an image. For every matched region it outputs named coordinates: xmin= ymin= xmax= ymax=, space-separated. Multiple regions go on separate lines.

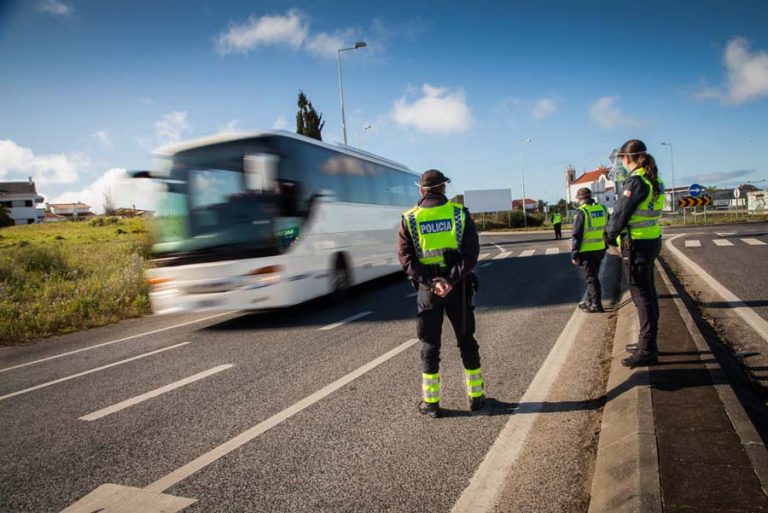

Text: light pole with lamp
xmin=520 ymin=138 xmax=532 ymax=227
xmin=660 ymin=142 xmax=676 ymax=212
xmin=337 ymin=41 xmax=367 ymax=146
xmin=356 ymin=124 xmax=372 ymax=148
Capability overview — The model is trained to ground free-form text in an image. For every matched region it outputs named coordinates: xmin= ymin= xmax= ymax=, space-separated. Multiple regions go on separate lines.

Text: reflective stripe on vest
xmin=422 ymin=372 xmax=441 ymax=403
xmin=627 ymin=168 xmax=664 ymax=240
xmin=403 ymin=202 xmax=465 ymax=266
xmin=464 ymin=367 xmax=484 ymax=398
xmin=577 ymin=204 xmax=607 ymax=253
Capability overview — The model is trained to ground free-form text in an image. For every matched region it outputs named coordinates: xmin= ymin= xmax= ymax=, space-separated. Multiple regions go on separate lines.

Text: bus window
xmin=244 ymin=153 xmax=279 ymax=193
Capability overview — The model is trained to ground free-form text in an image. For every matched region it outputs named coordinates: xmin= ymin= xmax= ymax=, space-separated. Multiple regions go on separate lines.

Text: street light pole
xmin=336 ymin=41 xmax=367 ymax=146
xmin=661 ymin=142 xmax=675 ymax=212
xmin=520 ymin=138 xmax=532 ymax=227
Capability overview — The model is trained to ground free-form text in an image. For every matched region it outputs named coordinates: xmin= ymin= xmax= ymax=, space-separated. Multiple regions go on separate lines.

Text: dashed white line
xmin=493 ymin=251 xmax=512 ymax=259
xmin=80 ymin=364 xmax=234 ymax=421
xmin=0 ymin=342 xmax=191 ymax=402
xmin=479 ymin=253 xmax=491 ymax=260
xmin=742 ymin=238 xmax=767 ymax=246
xmin=716 ymin=232 xmax=736 ymax=237
xmin=684 ymin=240 xmax=701 ymax=248
xmin=318 ymin=311 xmax=373 ymax=331
xmin=518 ymin=249 xmax=536 ymax=257
xmin=0 ymin=312 xmax=232 ymax=375
xmin=144 ymin=338 xmax=420 ymax=493
xmin=545 ymin=247 xmax=560 ymax=255
xmin=713 ymin=239 xmax=734 ymax=247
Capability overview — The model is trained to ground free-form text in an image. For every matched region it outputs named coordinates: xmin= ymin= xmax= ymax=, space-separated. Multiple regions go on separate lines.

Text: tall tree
xmin=296 ymin=91 xmax=325 ymax=141
xmin=0 ymin=204 xmax=14 ymax=228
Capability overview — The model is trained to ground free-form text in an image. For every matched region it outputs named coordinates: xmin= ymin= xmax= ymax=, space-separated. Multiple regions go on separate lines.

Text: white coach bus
xmin=132 ymin=130 xmax=419 ymax=314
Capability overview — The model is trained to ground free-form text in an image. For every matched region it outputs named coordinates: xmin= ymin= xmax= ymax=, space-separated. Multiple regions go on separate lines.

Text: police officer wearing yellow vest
xmin=571 ymin=187 xmax=607 ymax=313
xmin=397 ymin=169 xmax=484 ymax=418
xmin=604 ymin=139 xmax=665 ymax=368
xmin=551 ymin=210 xmax=562 ymax=240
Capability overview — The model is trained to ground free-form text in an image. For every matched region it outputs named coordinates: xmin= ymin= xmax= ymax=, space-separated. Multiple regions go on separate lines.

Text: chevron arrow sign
xmin=678 ymin=195 xmax=712 ymax=207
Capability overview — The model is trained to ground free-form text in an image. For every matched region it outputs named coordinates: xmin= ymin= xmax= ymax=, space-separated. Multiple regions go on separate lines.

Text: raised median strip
xmin=588 ymin=290 xmax=662 ymax=513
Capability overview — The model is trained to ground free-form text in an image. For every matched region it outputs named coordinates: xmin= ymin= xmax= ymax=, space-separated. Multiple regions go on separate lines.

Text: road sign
xmin=734 ymin=187 xmax=741 ymax=199
xmin=688 ymin=183 xmax=704 ymax=197
xmin=679 ymin=195 xmax=712 ymax=207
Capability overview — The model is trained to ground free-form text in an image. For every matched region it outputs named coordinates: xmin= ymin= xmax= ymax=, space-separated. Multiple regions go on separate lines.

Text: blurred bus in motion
xmin=133 ymin=131 xmax=418 ymax=314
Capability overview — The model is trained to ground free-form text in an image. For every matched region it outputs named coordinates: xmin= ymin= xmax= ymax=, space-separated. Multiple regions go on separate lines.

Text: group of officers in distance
xmin=398 ymin=139 xmax=664 ymax=418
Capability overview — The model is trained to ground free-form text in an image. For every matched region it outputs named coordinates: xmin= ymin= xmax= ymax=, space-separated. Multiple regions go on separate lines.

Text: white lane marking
xmin=144 ymin=338 xmax=420 ymax=493
xmin=318 ymin=311 xmax=373 ymax=331
xmin=684 ymin=240 xmax=701 ymax=248
xmin=479 ymin=262 xmax=493 ymax=269
xmin=713 ymin=239 xmax=734 ymax=247
xmin=452 ymin=301 xmax=588 ymax=512
xmin=79 ymin=364 xmax=233 ymax=421
xmin=666 ymin=234 xmax=768 ymax=345
xmin=493 ymin=244 xmax=505 ymax=252
xmin=0 ymin=342 xmax=191 ymax=402
xmin=405 ymin=292 xmax=417 ymax=298
xmin=742 ymin=238 xmax=767 ymax=246
xmin=545 ymin=247 xmax=560 ymax=255
xmin=0 ymin=312 xmax=232 ymax=375
xmin=518 ymin=249 xmax=536 ymax=257
xmin=479 ymin=253 xmax=491 ymax=261
xmin=716 ymin=232 xmax=736 ymax=237
xmin=493 ymin=251 xmax=512 ymax=260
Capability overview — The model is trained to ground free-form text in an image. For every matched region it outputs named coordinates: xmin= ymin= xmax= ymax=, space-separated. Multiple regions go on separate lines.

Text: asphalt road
xmin=664 ymin=222 xmax=768 ymax=322
xmin=0 ymin=233 xmax=610 ymax=513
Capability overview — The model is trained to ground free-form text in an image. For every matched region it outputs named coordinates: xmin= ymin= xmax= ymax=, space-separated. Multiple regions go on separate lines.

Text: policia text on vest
xmin=397 ymin=169 xmax=486 ymax=419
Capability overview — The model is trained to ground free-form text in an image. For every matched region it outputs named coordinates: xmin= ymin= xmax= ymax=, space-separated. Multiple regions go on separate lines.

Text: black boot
xmin=419 ymin=401 xmax=441 ymax=418
xmin=622 ymin=351 xmax=658 ymax=368
xmin=590 ymin=302 xmax=605 ymax=313
xmin=469 ymin=396 xmax=486 ymax=412
xmin=626 ymin=343 xmax=639 ymax=353
xmin=578 ymin=301 xmax=590 ymax=311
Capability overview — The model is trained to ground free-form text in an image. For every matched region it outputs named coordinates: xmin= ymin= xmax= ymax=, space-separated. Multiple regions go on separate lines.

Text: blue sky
xmin=1 ymin=0 xmax=767 ymax=211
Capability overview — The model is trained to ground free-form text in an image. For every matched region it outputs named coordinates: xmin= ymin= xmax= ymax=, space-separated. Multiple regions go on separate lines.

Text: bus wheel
xmin=331 ymin=258 xmax=350 ymax=302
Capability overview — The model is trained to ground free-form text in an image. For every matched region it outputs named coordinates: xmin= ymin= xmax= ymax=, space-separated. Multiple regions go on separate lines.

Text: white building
xmin=0 ymin=179 xmax=45 ymax=225
xmin=565 ymin=165 xmax=617 ymax=211
xmin=47 ymin=202 xmax=94 ymax=220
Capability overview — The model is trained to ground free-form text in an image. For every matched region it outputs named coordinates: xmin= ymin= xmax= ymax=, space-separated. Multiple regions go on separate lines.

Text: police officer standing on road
xmin=604 ymin=139 xmax=665 ymax=368
xmin=397 ymin=169 xmax=485 ymax=418
xmin=571 ymin=187 xmax=607 ymax=313
xmin=551 ymin=209 xmax=562 ymax=240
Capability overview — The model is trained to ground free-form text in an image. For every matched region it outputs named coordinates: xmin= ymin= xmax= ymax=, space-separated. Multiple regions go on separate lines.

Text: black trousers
xmin=622 ymin=239 xmax=661 ymax=353
xmin=578 ymin=250 xmax=604 ymax=305
xmin=416 ymin=279 xmax=481 ymax=374
xmin=554 ymin=223 xmax=562 ymax=239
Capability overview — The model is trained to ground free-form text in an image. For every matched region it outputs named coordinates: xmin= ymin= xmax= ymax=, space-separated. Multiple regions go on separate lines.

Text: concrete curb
xmin=588 ymin=290 xmax=663 ymax=513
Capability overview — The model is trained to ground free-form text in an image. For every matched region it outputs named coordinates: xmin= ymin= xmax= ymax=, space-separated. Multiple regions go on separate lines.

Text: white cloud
xmin=49 ymin=168 xmax=160 ymax=214
xmin=92 ymin=130 xmax=113 ymax=149
xmin=0 ymin=140 xmax=88 ymax=184
xmin=37 ymin=0 xmax=73 ymax=16
xmin=272 ymin=116 xmax=289 ymax=130
xmin=695 ymin=37 xmax=768 ymax=105
xmin=306 ymin=29 xmax=358 ymax=58
xmin=531 ymin=98 xmax=557 ymax=119
xmin=155 ymin=111 xmax=191 ymax=145
xmin=215 ymin=9 xmax=309 ymax=55
xmin=391 ymin=84 xmax=471 ymax=134
xmin=588 ymin=96 xmax=637 ymax=129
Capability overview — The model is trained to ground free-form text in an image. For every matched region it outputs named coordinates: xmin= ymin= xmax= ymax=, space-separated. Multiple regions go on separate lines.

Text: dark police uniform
xmin=605 ymin=168 xmax=664 ymax=367
xmin=571 ymin=199 xmax=607 ymax=312
xmin=397 ymin=179 xmax=484 ymax=416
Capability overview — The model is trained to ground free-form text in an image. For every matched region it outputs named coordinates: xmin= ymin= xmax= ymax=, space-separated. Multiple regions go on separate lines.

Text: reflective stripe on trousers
xmin=422 ymin=372 xmax=440 ymax=403
xmin=464 ymin=367 xmax=484 ymax=398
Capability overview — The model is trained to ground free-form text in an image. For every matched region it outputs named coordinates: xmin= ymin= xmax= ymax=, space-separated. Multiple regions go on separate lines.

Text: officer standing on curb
xmin=604 ymin=139 xmax=665 ymax=368
xmin=571 ymin=187 xmax=607 ymax=313
xmin=397 ymin=169 xmax=485 ymax=418
xmin=551 ymin=209 xmax=562 ymax=240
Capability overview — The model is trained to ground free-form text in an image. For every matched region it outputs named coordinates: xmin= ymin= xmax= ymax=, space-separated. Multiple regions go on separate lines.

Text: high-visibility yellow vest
xmin=627 ymin=168 xmax=664 ymax=240
xmin=577 ymin=203 xmax=607 ymax=253
xmin=552 ymin=212 xmax=561 ymax=224
xmin=403 ymin=202 xmax=465 ymax=267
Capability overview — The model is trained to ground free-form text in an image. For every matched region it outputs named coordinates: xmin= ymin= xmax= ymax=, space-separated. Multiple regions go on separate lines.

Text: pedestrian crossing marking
xmin=518 ymin=249 xmax=536 ymax=257
xmin=713 ymin=239 xmax=734 ymax=247
xmin=742 ymin=238 xmax=767 ymax=246
xmin=716 ymin=232 xmax=736 ymax=237
xmin=478 ymin=253 xmax=491 ymax=260
xmin=545 ymin=248 xmax=560 ymax=255
xmin=494 ymin=251 xmax=512 ymax=259
xmin=684 ymin=240 xmax=701 ymax=248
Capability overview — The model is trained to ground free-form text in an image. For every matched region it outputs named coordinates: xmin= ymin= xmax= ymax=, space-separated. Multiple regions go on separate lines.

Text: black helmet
xmin=576 ymin=187 xmax=592 ymax=200
xmin=416 ymin=169 xmax=451 ymax=189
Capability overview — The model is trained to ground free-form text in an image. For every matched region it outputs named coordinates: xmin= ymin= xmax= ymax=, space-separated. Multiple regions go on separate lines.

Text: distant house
xmin=47 ymin=202 xmax=94 ymax=220
xmin=113 ymin=207 xmax=154 ymax=218
xmin=565 ymin=166 xmax=616 ymax=210
xmin=0 ymin=178 xmax=45 ymax=225
xmin=512 ymin=198 xmax=538 ymax=212
xmin=43 ymin=211 xmax=68 ymax=223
